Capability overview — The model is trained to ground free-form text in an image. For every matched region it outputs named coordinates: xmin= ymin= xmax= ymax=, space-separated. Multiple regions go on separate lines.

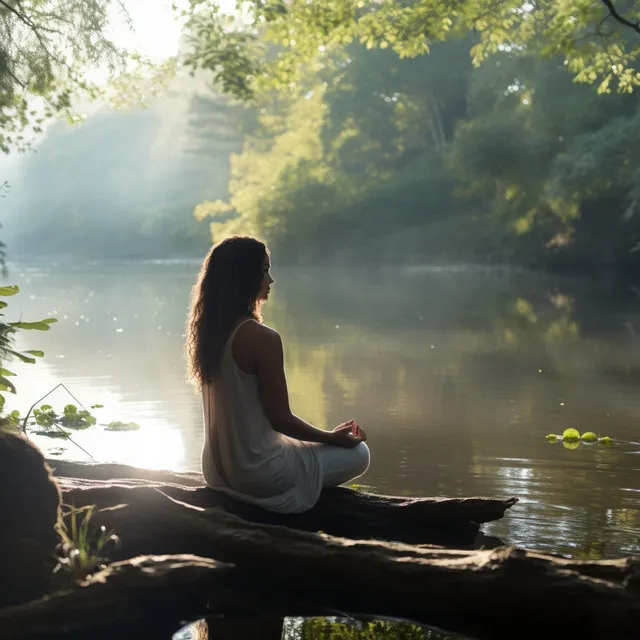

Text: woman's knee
xmin=352 ymin=442 xmax=370 ymax=475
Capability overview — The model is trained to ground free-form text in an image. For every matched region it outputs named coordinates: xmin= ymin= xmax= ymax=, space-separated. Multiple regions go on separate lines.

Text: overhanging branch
xmin=600 ymin=0 xmax=640 ymax=34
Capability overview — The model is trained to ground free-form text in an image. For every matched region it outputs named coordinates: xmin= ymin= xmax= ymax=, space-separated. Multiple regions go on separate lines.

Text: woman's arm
xmin=252 ymin=326 xmax=362 ymax=447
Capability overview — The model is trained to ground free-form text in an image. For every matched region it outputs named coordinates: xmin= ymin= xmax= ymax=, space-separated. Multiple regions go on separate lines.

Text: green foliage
xmin=56 ymin=504 xmax=120 ymax=582
xmin=0 ymin=1 xmax=127 ymax=153
xmin=31 ymin=404 xmax=97 ymax=433
xmin=105 ymin=420 xmax=140 ymax=431
xmin=0 ymin=285 xmax=55 ymax=421
xmin=25 ymin=403 xmax=98 ymax=442
xmin=190 ymin=19 xmax=640 ymax=268
xmin=182 ymin=0 xmax=640 ymax=101
xmin=288 ymin=616 xmax=453 ymax=639
xmin=562 ymin=428 xmax=581 ymax=441
xmin=545 ymin=431 xmax=613 ymax=447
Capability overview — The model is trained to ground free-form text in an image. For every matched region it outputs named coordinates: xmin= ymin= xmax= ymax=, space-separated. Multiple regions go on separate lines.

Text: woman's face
xmin=258 ymin=254 xmax=274 ymax=301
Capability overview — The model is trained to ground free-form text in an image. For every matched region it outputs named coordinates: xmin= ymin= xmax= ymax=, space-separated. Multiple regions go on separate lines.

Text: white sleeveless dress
xmin=201 ymin=319 xmax=324 ymax=513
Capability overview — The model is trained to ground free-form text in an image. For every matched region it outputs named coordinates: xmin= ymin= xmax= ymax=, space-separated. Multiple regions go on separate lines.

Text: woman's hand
xmin=329 ymin=419 xmax=367 ymax=448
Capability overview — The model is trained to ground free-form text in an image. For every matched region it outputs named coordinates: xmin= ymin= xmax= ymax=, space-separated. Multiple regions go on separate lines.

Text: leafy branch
xmin=0 ymin=284 xmax=56 ymax=409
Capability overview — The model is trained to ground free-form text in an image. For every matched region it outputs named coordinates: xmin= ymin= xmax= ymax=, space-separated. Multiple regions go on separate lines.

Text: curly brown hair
xmin=186 ymin=236 xmax=268 ymax=387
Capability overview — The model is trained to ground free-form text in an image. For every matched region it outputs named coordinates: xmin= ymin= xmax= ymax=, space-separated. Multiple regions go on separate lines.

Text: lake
xmin=3 ymin=260 xmax=639 ymax=637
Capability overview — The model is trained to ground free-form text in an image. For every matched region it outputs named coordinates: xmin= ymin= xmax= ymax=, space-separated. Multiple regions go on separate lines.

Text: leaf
xmin=24 ymin=350 xmax=45 ymax=358
xmin=0 ymin=368 xmax=16 ymax=377
xmin=0 ymin=376 xmax=16 ymax=393
xmin=31 ymin=428 xmax=70 ymax=439
xmin=9 ymin=318 xmax=57 ymax=331
xmin=6 ymin=349 xmax=36 ymax=364
xmin=0 ymin=394 xmax=5 ymax=412
xmin=0 ymin=286 xmax=19 ymax=297
xmin=91 ymin=404 xmax=104 ymax=409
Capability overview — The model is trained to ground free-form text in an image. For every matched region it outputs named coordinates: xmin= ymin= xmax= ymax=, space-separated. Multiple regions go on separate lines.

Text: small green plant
xmin=545 ymin=430 xmax=613 ymax=447
xmin=0 ymin=284 xmax=57 ymax=425
xmin=562 ymin=428 xmax=581 ymax=441
xmin=17 ymin=389 xmax=101 ymax=458
xmin=55 ymin=504 xmax=120 ymax=582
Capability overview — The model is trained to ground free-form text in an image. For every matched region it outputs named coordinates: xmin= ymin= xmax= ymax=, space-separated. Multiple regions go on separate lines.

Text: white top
xmin=201 ymin=319 xmax=323 ymax=513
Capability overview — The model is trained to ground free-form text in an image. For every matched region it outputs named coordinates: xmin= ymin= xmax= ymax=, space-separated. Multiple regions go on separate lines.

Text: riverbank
xmin=1 ymin=440 xmax=638 ymax=639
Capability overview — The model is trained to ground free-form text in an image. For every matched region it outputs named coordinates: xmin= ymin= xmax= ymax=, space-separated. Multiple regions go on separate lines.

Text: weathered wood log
xmin=50 ymin=459 xmax=517 ymax=545
xmin=0 ymin=493 xmax=638 ymax=640
xmin=0 ymin=555 xmax=233 ymax=639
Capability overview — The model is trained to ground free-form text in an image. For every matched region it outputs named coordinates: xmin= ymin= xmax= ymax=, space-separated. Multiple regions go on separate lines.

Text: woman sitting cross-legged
xmin=186 ymin=236 xmax=370 ymax=514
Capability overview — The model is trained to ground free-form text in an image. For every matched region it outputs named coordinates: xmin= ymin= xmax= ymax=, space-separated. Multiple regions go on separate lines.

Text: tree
xmin=0 ymin=0 xmax=135 ymax=154
xmin=188 ymin=12 xmax=640 ymax=269
xmin=182 ymin=0 xmax=640 ymax=101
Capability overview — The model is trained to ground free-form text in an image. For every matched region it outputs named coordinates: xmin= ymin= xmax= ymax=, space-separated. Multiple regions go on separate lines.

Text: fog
xmin=1 ymin=71 xmax=238 ymax=260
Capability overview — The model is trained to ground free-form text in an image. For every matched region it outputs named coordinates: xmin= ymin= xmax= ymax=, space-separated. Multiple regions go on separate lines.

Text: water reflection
xmin=283 ymin=618 xmax=460 ymax=640
xmin=175 ymin=617 xmax=462 ymax=640
xmin=3 ymin=261 xmax=640 ymax=559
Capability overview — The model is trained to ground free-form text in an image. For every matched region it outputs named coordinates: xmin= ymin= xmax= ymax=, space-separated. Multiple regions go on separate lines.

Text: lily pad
xmin=106 ymin=421 xmax=140 ymax=431
xmin=31 ymin=428 xmax=70 ymax=439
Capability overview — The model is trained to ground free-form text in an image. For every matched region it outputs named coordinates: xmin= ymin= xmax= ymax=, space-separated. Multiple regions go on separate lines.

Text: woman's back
xmin=201 ymin=319 xmax=323 ymax=513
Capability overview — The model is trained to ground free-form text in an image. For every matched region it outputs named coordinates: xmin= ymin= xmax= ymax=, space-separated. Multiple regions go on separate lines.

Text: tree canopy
xmin=182 ymin=0 xmax=640 ymax=100
xmin=0 ymin=0 xmax=133 ymax=153
xmin=4 ymin=0 xmax=640 ymax=269
xmin=188 ymin=22 xmax=640 ymax=268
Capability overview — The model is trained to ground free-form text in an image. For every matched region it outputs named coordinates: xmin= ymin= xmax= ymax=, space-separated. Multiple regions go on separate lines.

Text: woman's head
xmin=186 ymin=236 xmax=273 ymax=387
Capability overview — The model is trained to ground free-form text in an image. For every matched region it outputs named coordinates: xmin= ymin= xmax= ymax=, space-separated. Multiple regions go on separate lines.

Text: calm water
xmin=4 ymin=260 xmax=639 ymax=636
xmin=5 ymin=260 xmax=639 ymax=559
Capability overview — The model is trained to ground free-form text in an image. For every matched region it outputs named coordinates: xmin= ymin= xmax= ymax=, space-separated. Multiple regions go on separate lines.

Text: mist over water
xmin=5 ymin=259 xmax=639 ymax=559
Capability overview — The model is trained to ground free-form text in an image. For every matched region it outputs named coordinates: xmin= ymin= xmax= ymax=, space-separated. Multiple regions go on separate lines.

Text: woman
xmin=186 ymin=236 xmax=370 ymax=513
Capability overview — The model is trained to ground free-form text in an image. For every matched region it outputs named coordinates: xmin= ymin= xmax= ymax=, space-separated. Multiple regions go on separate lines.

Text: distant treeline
xmin=4 ymin=36 xmax=640 ymax=270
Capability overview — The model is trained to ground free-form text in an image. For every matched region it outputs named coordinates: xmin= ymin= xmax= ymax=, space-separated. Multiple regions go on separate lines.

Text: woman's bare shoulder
xmin=233 ymin=320 xmax=281 ymax=373
xmin=236 ymin=320 xmax=281 ymax=349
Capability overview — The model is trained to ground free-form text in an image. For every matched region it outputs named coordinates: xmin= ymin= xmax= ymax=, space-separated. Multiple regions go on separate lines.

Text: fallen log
xmin=0 ymin=555 xmax=237 ymax=640
xmin=0 ymin=493 xmax=638 ymax=640
xmin=50 ymin=459 xmax=517 ymax=545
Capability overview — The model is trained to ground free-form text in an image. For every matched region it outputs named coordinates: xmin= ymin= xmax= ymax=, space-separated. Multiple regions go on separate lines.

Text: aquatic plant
xmin=562 ymin=428 xmax=580 ymax=441
xmin=545 ymin=430 xmax=613 ymax=447
xmin=105 ymin=420 xmax=140 ymax=431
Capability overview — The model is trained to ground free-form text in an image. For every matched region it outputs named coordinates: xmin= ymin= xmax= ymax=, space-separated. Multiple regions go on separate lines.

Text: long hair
xmin=186 ymin=236 xmax=268 ymax=387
